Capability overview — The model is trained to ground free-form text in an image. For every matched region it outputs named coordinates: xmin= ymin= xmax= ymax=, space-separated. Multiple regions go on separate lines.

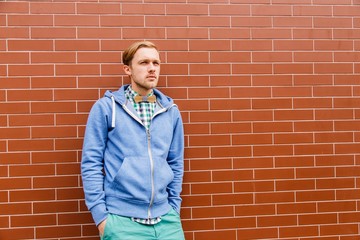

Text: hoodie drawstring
xmin=111 ymin=95 xmax=116 ymax=128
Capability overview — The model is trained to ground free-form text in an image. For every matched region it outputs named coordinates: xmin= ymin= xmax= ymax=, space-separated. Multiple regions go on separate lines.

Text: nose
xmin=148 ymin=63 xmax=156 ymax=71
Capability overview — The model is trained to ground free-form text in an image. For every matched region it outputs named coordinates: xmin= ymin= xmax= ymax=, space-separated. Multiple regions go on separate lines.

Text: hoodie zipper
xmin=120 ymin=101 xmax=174 ymax=219
xmin=147 ymin=129 xmax=155 ymax=219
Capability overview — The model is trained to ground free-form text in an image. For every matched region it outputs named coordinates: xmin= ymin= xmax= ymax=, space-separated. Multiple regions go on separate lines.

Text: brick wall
xmin=1 ymin=0 xmax=360 ymax=239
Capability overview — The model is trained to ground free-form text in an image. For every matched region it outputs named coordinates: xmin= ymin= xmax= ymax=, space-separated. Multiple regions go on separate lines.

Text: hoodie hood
xmin=104 ymin=84 xmax=175 ymax=128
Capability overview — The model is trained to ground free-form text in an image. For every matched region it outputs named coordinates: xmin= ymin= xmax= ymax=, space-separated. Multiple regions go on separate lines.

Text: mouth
xmin=147 ymin=75 xmax=157 ymax=79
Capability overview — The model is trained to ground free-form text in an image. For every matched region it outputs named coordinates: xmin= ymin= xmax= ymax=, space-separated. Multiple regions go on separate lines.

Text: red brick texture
xmin=1 ymin=0 xmax=360 ymax=239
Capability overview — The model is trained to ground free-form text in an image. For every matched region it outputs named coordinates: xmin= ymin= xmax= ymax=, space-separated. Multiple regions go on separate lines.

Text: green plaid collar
xmin=125 ymin=86 xmax=156 ymax=129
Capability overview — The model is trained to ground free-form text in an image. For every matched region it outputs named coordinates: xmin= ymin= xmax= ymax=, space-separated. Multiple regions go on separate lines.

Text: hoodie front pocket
xmin=110 ymin=157 xmax=152 ymax=202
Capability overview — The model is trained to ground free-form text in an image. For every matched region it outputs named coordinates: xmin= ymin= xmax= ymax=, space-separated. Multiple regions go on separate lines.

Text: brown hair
xmin=122 ymin=41 xmax=158 ymax=66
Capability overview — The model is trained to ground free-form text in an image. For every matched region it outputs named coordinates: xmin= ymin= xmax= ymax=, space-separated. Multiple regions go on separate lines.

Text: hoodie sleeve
xmin=166 ymin=107 xmax=185 ymax=214
xmin=81 ymin=99 xmax=110 ymax=226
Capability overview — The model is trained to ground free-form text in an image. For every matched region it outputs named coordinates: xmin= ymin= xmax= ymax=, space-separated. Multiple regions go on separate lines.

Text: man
xmin=81 ymin=41 xmax=185 ymax=239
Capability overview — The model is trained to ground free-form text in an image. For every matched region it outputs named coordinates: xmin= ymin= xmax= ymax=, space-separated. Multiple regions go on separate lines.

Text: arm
xmin=166 ymin=108 xmax=185 ymax=214
xmin=81 ymin=100 xmax=109 ymax=226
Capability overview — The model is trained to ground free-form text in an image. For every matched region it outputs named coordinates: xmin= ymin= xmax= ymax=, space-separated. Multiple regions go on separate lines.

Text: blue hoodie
xmin=81 ymin=85 xmax=184 ymax=226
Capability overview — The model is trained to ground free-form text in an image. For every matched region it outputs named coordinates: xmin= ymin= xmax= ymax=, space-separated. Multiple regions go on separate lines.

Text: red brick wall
xmin=1 ymin=0 xmax=360 ymax=239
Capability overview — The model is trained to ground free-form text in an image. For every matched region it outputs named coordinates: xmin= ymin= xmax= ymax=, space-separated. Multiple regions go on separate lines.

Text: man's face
xmin=123 ymin=47 xmax=160 ymax=95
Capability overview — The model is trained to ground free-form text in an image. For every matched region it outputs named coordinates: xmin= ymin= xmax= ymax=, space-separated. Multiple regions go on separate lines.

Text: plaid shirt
xmin=124 ymin=86 xmax=161 ymax=225
xmin=125 ymin=86 xmax=156 ymax=130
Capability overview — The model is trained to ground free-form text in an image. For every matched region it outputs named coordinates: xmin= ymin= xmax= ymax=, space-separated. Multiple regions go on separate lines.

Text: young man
xmin=81 ymin=41 xmax=185 ymax=239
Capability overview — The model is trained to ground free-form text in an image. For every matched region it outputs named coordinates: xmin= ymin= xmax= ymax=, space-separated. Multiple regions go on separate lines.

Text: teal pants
xmin=100 ymin=209 xmax=185 ymax=240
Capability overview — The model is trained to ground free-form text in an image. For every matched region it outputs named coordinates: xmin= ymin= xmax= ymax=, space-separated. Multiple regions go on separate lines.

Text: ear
xmin=123 ymin=65 xmax=131 ymax=75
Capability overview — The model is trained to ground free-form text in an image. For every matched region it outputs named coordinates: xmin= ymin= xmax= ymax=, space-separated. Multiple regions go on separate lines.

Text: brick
xmin=274 ymin=63 xmax=313 ymax=74
xmin=294 ymin=121 xmax=333 ymax=132
xmin=10 ymin=164 xmax=55 ymax=177
xmin=295 ymin=52 xmax=333 ymax=62
xmin=33 ymin=201 xmax=78 ymax=213
xmin=57 ymin=187 xmax=85 ymax=200
xmin=232 ymin=16 xmax=272 ymax=27
xmin=31 ymin=77 xmax=76 ymax=88
xmin=320 ymin=224 xmax=359 ymax=236
xmin=30 ymin=2 xmax=75 ymax=14
xmin=213 ymin=193 xmax=253 ymax=205
xmin=296 ymin=190 xmax=335 ymax=202
xmin=189 ymin=135 xmax=230 ymax=147
xmin=11 ymin=214 xmax=56 ymax=227
xmin=279 ymin=226 xmax=318 ymax=238
xmin=9 ymin=114 xmax=54 ymax=127
xmin=255 ymin=192 xmax=295 ymax=204
xmin=233 ymin=133 xmax=272 ymax=145
xmin=55 ymin=138 xmax=83 ymax=150
xmin=182 ymin=195 xmax=211 ymax=207
xmin=190 ymin=40 xmax=231 ymax=51
xmin=8 ymin=15 xmax=53 ymax=26
xmin=234 ymin=181 xmax=274 ymax=193
xmin=100 ymin=16 xmax=144 ymax=27
xmin=8 ymin=90 xmax=53 ymax=101
xmin=253 ymin=122 xmax=293 ymax=133
xmin=8 ymin=139 xmax=54 ymax=151
xmin=56 ymin=64 xmax=100 ymax=76
xmin=211 ymin=146 xmax=251 ymax=158
xmin=276 ymin=179 xmax=315 ymax=191
xmin=294 ymin=144 xmax=334 ymax=155
xmin=36 ymin=225 xmax=81 ymax=238
xmin=318 ymin=201 xmax=356 ymax=212
xmin=55 ymin=15 xmax=99 ymax=26
xmin=274 ymin=16 xmax=312 ymax=27
xmin=0 ymin=152 xmax=30 ymax=165
xmin=10 ymin=189 xmax=55 ymax=202
xmin=189 ymin=87 xmax=230 ymax=99
xmin=314 ymin=17 xmax=352 ymax=28
xmin=189 ymin=158 xmax=232 ymax=170
xmin=233 ymin=40 xmax=272 ymax=51
xmin=194 ymin=230 xmax=236 ymax=240
xmin=210 ymin=76 xmax=251 ymax=87
xmin=0 ymin=127 xmax=30 ymax=139
xmin=8 ymin=64 xmax=54 ymax=77
xmin=315 ymin=63 xmax=353 ymax=74
xmin=77 ymin=3 xmax=120 ymax=14
xmin=213 ymin=169 xmax=253 ymax=181
xmin=0 ymin=52 xmax=29 ymax=64
xmin=277 ymin=202 xmax=316 ymax=214
xmin=58 ymin=212 xmax=93 ymax=224
xmin=146 ymin=16 xmax=187 ymax=27
xmin=168 ymin=52 xmax=209 ymax=63
xmin=237 ymin=228 xmax=278 ymax=240
xmin=31 ymin=102 xmax=76 ymax=113
xmin=258 ymin=215 xmax=297 ymax=227
xmin=167 ymin=28 xmax=209 ymax=39
xmin=31 ymin=52 xmax=76 ymax=63
xmin=191 ymin=182 xmax=232 ymax=194
xmin=0 ymin=178 xmax=31 ymax=190
xmin=192 ymin=206 xmax=234 ymax=218
xmin=78 ymin=27 xmax=122 ymax=39
xmin=123 ymin=27 xmax=166 ymax=39
xmin=55 ymin=40 xmax=100 ymax=51
xmin=252 ymin=28 xmax=292 ymax=39
xmin=216 ymin=217 xmax=255 ymax=229
xmin=315 ymin=40 xmax=353 ymax=51
xmin=0 ymin=27 xmax=29 ymax=38
xmin=210 ymin=4 xmax=250 ymax=15
xmin=0 ymin=2 xmax=29 ymax=13
xmin=182 ymin=219 xmax=214 ymax=231
xmin=166 ymin=4 xmax=208 ymax=15
xmin=0 ymin=228 xmax=34 ymax=240
xmin=233 ymin=63 xmax=272 ymax=74
xmin=31 ymin=27 xmax=76 ymax=39
xmin=8 ymin=40 xmax=54 ymax=51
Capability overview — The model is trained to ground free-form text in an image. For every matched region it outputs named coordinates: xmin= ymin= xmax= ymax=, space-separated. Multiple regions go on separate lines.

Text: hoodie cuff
xmin=91 ymin=203 xmax=108 ymax=226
